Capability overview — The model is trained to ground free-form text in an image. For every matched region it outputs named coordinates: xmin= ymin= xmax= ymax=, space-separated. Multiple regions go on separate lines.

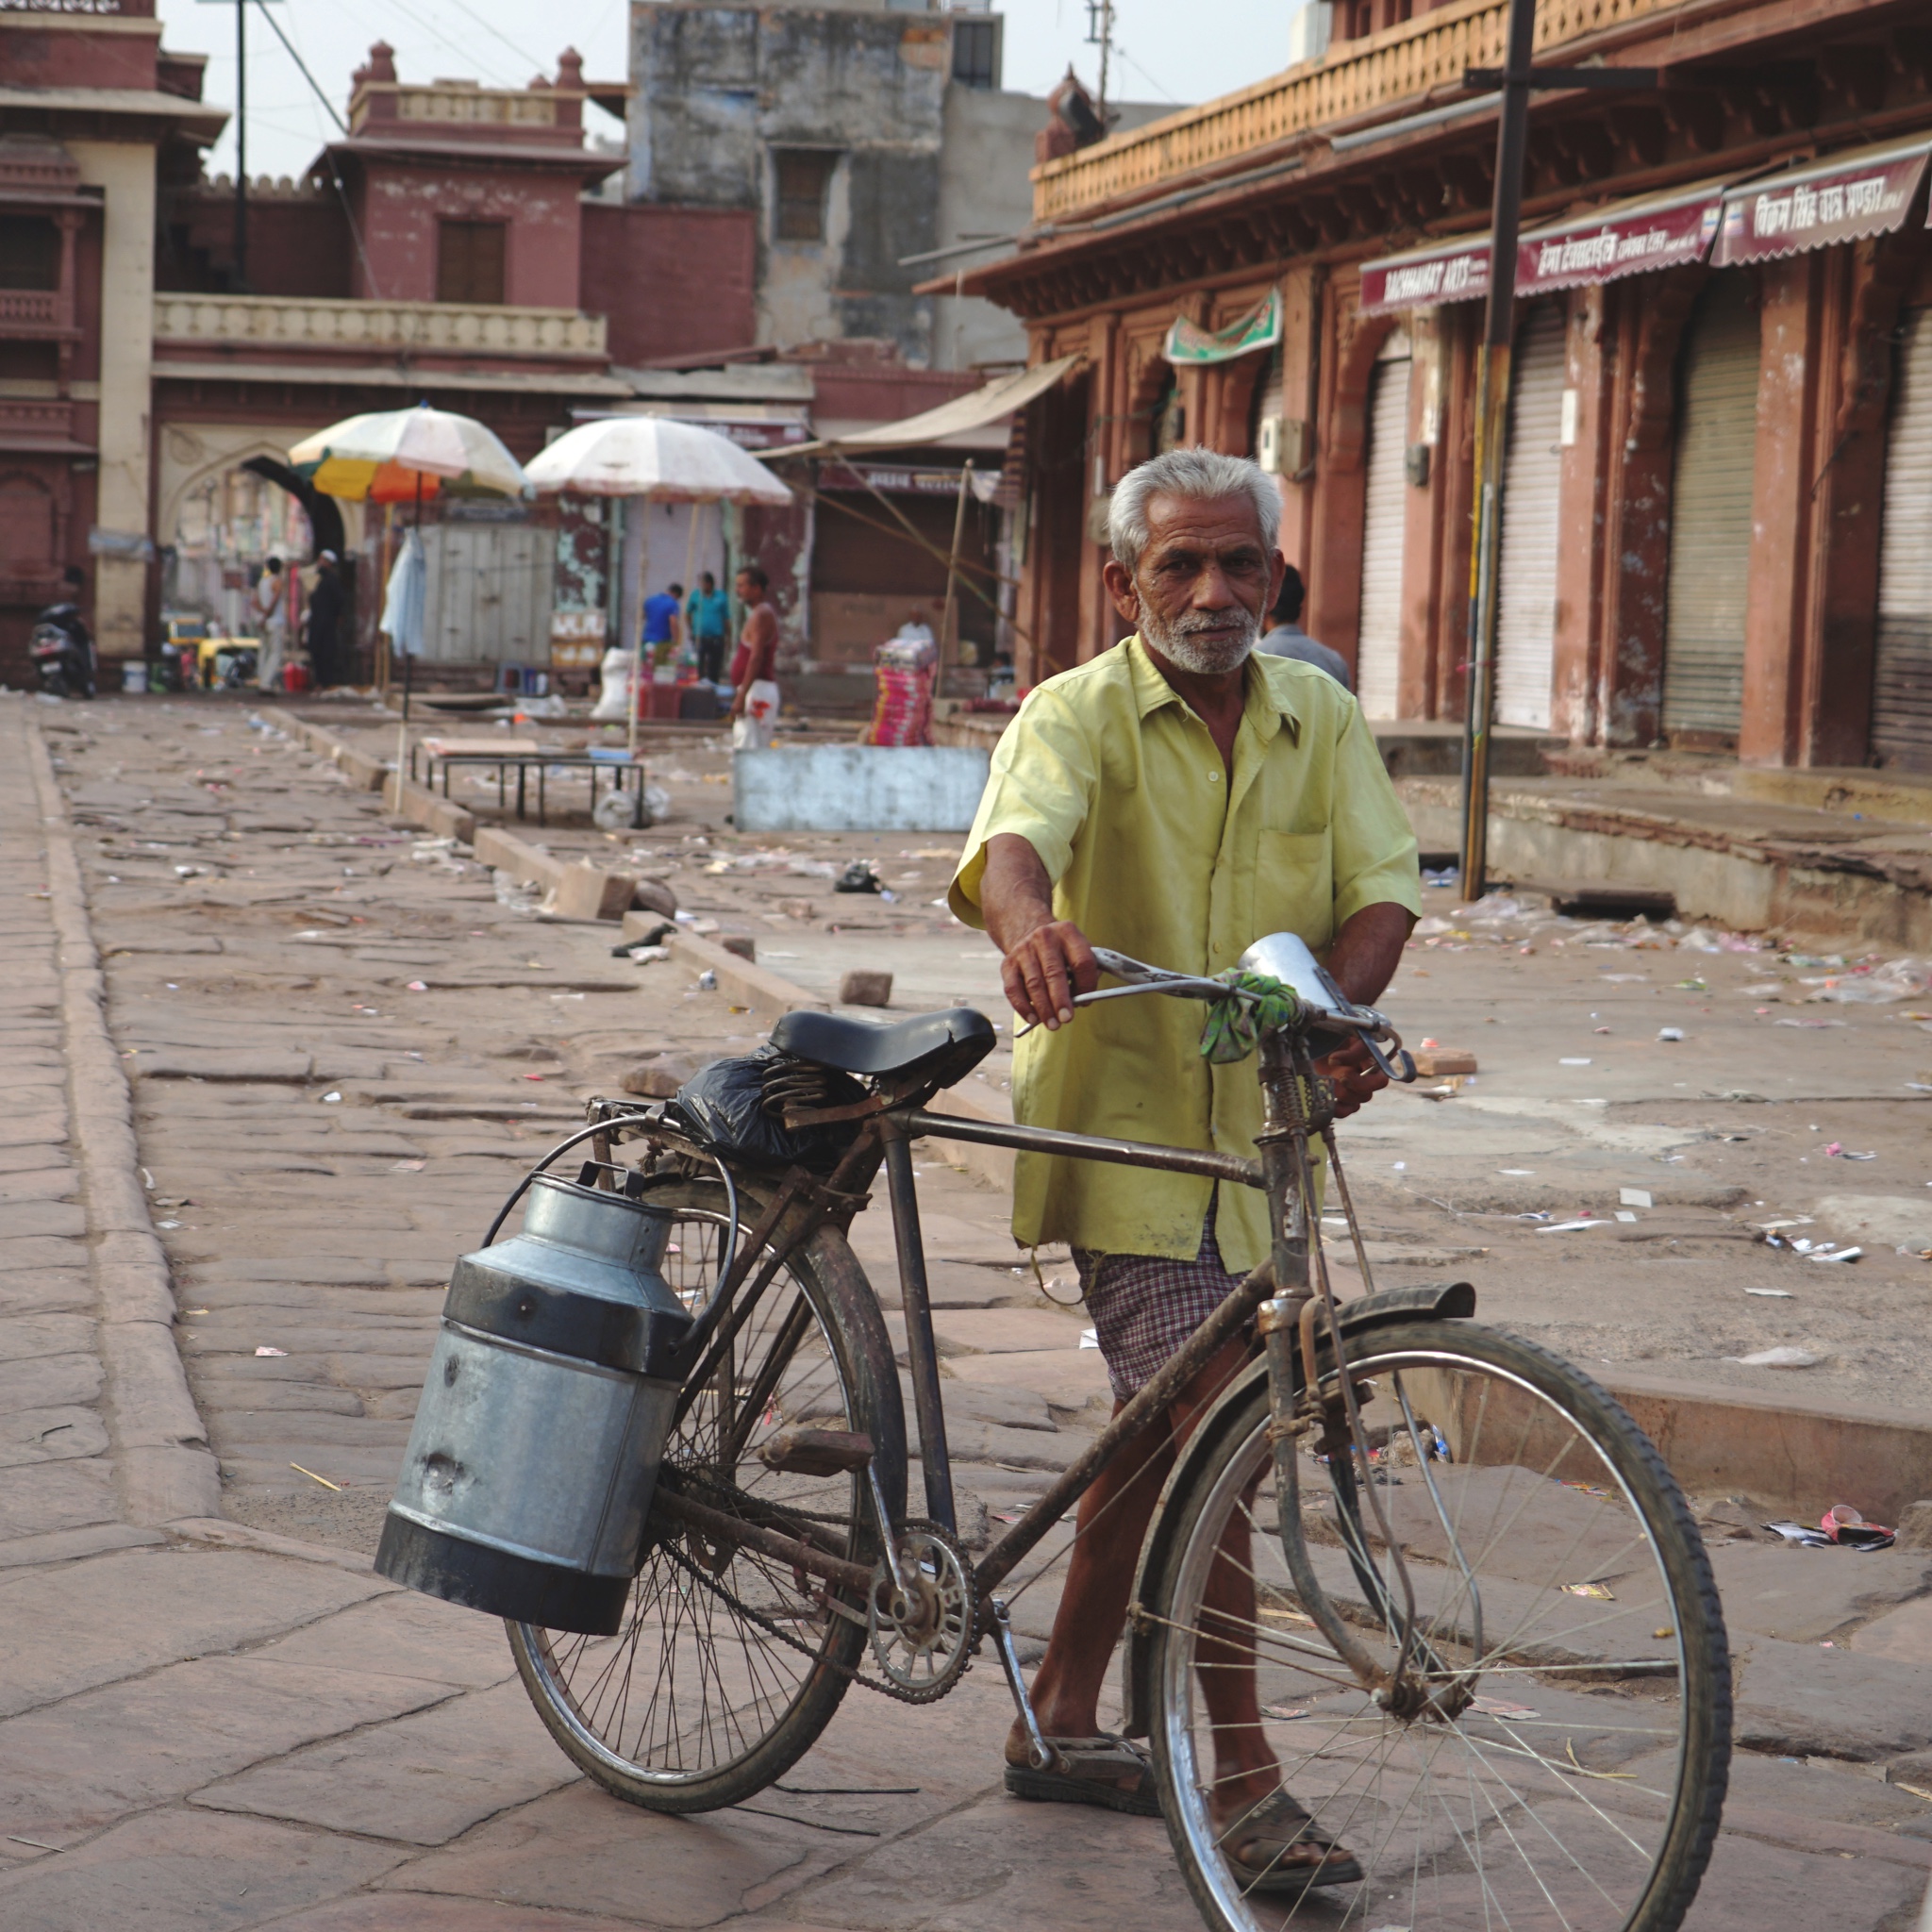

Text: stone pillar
xmin=1274 ymin=263 xmax=1324 ymax=578
xmin=1803 ymin=233 xmax=1922 ymax=767
xmin=1431 ymin=308 xmax=1478 ymax=723
xmin=1398 ymin=305 xmax=1449 ymax=720
xmin=1739 ymin=253 xmax=1825 ymax=767
xmin=67 ymin=140 xmax=156 ymax=662
xmin=1599 ymin=267 xmax=1703 ymax=747
xmin=1551 ymin=285 xmax=1614 ymax=743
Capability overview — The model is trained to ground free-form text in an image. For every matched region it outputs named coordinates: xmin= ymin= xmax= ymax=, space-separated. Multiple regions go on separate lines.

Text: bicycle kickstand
xmin=988 ymin=1597 xmax=1058 ymax=1772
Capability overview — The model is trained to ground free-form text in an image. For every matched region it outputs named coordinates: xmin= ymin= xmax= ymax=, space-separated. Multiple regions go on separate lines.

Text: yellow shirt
xmin=949 ymin=636 xmax=1421 ymax=1273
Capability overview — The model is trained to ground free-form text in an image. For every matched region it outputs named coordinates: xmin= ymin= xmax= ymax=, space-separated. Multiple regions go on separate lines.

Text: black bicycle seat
xmin=771 ymin=1006 xmax=996 ymax=1083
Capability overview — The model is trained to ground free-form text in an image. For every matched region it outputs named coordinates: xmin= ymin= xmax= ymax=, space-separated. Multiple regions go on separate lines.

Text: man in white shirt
xmin=253 ymin=557 xmax=289 ymax=692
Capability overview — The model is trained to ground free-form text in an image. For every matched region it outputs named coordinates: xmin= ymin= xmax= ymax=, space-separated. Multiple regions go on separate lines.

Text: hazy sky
xmin=155 ymin=0 xmax=1288 ymax=181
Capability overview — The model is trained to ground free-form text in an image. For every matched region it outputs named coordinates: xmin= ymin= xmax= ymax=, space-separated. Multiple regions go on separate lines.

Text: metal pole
xmin=1457 ymin=0 xmax=1535 ymax=899
xmin=233 ymin=0 xmax=248 ymax=290
xmin=937 ymin=459 xmax=973 ymax=696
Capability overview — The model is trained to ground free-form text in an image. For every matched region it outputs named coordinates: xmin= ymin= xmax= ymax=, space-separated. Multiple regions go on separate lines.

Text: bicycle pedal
xmin=758 ymin=1427 xmax=875 ymax=1477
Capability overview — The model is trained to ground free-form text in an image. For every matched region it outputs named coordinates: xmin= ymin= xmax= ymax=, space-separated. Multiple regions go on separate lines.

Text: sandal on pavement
xmin=1003 ymin=1733 xmax=1163 ymax=1816
xmin=1217 ymin=1790 xmax=1364 ymax=1900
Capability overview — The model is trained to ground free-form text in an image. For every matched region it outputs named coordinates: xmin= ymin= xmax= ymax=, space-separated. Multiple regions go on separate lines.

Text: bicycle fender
xmin=1116 ymin=1281 xmax=1474 ymax=1739
xmin=1336 ymin=1280 xmax=1476 ymax=1333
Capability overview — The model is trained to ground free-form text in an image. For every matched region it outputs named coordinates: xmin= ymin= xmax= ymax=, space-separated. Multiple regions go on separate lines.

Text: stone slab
xmin=247 ymin=1591 xmax=514 ymax=1690
xmin=0 ymin=1460 xmax=120 ymax=1542
xmin=0 ymin=1547 xmax=386 ymax=1719
xmin=0 ymin=1657 xmax=454 ymax=1841
xmin=193 ymin=1677 xmax=577 ymax=1844
xmin=0 ymin=1800 xmax=408 ymax=1930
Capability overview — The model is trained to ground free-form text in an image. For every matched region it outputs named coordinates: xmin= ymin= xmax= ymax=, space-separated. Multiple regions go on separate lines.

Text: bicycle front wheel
xmin=1144 ymin=1319 xmax=1729 ymax=1932
xmin=508 ymin=1175 xmax=907 ymax=1811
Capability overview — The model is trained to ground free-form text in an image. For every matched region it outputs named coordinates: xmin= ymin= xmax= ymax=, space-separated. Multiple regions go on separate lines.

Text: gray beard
xmin=1140 ymin=603 xmax=1258 ymax=675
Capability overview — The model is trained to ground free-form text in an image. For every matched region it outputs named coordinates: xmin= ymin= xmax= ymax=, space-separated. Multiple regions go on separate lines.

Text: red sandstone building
xmin=965 ymin=0 xmax=1932 ymax=773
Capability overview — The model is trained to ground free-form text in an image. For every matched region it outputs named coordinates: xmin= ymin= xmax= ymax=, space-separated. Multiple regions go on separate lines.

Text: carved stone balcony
xmin=151 ymin=293 xmax=608 ymax=359
xmin=1031 ymin=0 xmax=1687 ymax=223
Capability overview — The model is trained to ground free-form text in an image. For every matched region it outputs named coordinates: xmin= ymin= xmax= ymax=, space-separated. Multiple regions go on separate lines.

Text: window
xmin=952 ymin=18 xmax=999 ymax=90
xmin=0 ymin=216 xmax=59 ymax=291
xmin=772 ymin=150 xmax=838 ymax=243
xmin=436 ymin=219 xmax=506 ymax=305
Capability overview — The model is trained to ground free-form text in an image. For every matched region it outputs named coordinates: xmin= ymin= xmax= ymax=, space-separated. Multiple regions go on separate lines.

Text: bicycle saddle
xmin=771 ymin=1005 xmax=996 ymax=1084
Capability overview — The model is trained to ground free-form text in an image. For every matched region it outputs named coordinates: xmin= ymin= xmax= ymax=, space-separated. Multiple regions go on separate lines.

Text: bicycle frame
xmin=625 ymin=1011 xmax=1359 ymax=1658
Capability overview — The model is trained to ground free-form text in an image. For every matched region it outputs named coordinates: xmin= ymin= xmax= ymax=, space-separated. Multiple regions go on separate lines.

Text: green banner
xmin=1163 ymin=288 xmax=1282 ymax=365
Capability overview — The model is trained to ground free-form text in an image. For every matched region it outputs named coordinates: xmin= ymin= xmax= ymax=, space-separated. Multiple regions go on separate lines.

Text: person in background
xmin=1256 ymin=563 xmax=1350 ymax=690
xmin=642 ymin=581 xmax=683 ymax=674
xmin=253 ymin=556 xmax=288 ymax=692
xmin=687 ymin=572 xmax=731 ymax=684
xmin=729 ymin=564 xmax=781 ymax=750
xmin=306 ymin=551 xmax=345 ymax=689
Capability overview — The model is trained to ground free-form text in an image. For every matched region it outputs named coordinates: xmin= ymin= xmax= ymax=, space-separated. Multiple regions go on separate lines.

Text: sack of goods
xmin=590 ymin=647 xmax=632 ymax=722
xmin=869 ymin=633 xmax=938 ymax=747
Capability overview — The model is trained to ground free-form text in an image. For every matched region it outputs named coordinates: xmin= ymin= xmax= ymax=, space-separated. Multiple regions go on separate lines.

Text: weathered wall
xmin=349 ymin=158 xmax=585 ymax=307
xmin=158 ymin=186 xmax=352 ymax=298
xmin=579 ymin=202 xmax=757 ymax=364
xmin=933 ymin=90 xmax=1171 ymax=373
xmin=628 ymin=3 xmax=948 ymax=360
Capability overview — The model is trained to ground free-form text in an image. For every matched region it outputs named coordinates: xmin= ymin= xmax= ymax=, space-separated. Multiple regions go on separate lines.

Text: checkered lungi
xmin=1074 ymin=1193 xmax=1244 ymax=1403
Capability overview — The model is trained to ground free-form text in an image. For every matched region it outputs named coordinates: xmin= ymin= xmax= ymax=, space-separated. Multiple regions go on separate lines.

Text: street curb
xmin=286 ymin=714 xmax=389 ymax=791
xmin=25 ymin=719 xmax=224 ymax=1528
xmin=382 ymin=771 xmax=475 ymax=842
xmin=660 ymin=926 xmax=831 ymax=1026
xmin=164 ymin=1516 xmax=386 ymax=1578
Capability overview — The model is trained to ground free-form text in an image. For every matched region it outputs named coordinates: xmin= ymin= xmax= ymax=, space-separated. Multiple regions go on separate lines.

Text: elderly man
xmin=948 ymin=447 xmax=1418 ymax=1897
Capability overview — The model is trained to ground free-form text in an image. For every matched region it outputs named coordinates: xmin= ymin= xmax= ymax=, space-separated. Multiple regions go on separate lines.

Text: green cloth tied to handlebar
xmin=1198 ymin=970 xmax=1302 ymax=1063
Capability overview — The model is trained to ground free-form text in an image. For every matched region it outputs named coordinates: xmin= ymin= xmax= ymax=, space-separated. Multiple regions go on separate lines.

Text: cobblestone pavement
xmin=4 ymin=691 xmax=1932 ymax=1930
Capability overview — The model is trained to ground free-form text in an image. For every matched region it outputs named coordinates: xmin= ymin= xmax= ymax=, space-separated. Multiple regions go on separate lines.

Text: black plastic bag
xmin=672 ymin=1047 xmax=867 ymax=1172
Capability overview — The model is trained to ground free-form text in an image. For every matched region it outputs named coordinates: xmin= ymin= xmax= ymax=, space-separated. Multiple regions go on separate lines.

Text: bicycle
xmin=483 ymin=930 xmax=1731 ymax=1932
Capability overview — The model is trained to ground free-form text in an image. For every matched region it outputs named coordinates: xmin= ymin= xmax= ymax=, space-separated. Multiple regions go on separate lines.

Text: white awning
xmin=767 ymin=355 xmax=1082 ymax=458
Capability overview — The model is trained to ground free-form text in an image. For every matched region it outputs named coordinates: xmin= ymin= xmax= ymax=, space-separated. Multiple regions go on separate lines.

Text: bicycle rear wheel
xmin=508 ymin=1175 xmax=906 ymax=1811
xmin=1143 ymin=1319 xmax=1729 ymax=1932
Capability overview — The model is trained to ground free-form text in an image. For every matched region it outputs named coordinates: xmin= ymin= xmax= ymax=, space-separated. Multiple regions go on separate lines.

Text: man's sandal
xmin=1003 ymin=1733 xmax=1162 ymax=1816
xmin=1217 ymin=1790 xmax=1364 ymax=1899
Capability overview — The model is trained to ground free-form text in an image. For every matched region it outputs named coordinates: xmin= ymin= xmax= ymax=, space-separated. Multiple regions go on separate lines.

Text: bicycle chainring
xmin=867 ymin=1517 xmax=974 ymax=1704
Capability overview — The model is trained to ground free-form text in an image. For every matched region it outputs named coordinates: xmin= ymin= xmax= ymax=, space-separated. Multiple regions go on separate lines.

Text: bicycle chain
xmin=658 ymin=1536 xmax=950 ymax=1706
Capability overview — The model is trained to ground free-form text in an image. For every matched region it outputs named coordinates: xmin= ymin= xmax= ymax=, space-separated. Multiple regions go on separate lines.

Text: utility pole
xmin=234 ymin=0 xmax=247 ymax=289
xmin=1085 ymin=0 xmax=1114 ymax=125
xmin=1456 ymin=8 xmax=1657 ymax=896
xmin=1456 ymin=0 xmax=1533 ymax=899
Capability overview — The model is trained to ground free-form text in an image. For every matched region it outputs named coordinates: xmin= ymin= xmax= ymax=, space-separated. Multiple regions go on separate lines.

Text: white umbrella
xmin=528 ymin=416 xmax=792 ymax=750
xmin=525 ymin=416 xmax=792 ymax=504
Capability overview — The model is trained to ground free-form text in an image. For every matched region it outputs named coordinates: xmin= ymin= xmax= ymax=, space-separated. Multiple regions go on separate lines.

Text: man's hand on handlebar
xmin=1001 ymin=918 xmax=1099 ymax=1031
xmin=1316 ymin=1037 xmax=1389 ymax=1121
xmin=980 ymin=833 xmax=1099 ymax=1030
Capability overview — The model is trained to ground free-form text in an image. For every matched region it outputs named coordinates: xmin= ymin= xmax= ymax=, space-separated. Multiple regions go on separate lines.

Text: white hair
xmin=1108 ymin=446 xmax=1281 ymax=573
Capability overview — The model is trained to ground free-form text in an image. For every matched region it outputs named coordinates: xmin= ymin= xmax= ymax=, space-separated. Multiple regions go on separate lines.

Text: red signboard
xmin=1517 ymin=188 xmax=1724 ymax=294
xmin=1713 ymin=142 xmax=1932 ymax=267
xmin=1358 ymin=238 xmax=1491 ymax=317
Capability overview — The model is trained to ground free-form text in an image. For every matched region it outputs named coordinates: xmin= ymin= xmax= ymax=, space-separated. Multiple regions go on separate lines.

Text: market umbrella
xmin=525 ymin=415 xmax=792 ymax=505
xmin=290 ymin=404 xmax=528 ymax=505
xmin=527 ymin=416 xmax=792 ymax=750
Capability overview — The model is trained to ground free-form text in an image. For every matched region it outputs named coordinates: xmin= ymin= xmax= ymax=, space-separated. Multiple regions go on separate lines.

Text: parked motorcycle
xmin=29 ymin=603 xmax=94 ymax=699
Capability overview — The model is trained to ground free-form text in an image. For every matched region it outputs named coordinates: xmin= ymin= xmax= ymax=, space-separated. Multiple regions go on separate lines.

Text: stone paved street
xmin=6 ymin=690 xmax=1932 ymax=1928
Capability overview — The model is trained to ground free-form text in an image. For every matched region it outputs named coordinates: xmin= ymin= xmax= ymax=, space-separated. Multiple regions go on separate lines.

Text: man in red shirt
xmin=729 ymin=565 xmax=781 ymax=749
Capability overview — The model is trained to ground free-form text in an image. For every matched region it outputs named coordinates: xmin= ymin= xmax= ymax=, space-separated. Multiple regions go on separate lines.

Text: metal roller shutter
xmin=1874 ymin=306 xmax=1932 ymax=772
xmin=1662 ymin=275 xmax=1759 ymax=740
xmin=1494 ymin=303 xmax=1566 ymax=729
xmin=1357 ymin=337 xmax=1410 ymax=719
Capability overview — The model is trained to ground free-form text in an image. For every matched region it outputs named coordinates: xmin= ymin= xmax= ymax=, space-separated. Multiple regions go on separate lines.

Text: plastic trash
xmin=1809 ymin=1246 xmax=1862 ymax=1263
xmin=1728 ymin=1346 xmax=1821 ymax=1368
xmin=1657 ymin=1026 xmax=1685 ymax=1041
xmin=696 ymin=969 xmax=718 ymax=991
xmin=1762 ymin=1521 xmax=1835 ymax=1548
xmin=1621 ymin=1189 xmax=1653 ymax=1208
xmin=834 ymin=860 xmax=882 ymax=894
xmin=1807 ymin=958 xmax=1932 ymax=1004
xmin=1822 ymin=1504 xmax=1896 ymax=1551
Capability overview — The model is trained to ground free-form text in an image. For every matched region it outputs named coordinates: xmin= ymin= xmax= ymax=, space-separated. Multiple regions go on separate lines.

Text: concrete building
xmin=0 ymin=0 xmax=223 ymax=674
xmin=624 ymin=2 xmax=1167 ymax=373
xmin=958 ymin=0 xmax=1932 ymax=776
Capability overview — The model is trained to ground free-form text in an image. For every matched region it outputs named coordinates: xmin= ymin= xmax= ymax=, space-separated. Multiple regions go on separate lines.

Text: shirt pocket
xmin=1256 ymin=827 xmax=1335 ymax=953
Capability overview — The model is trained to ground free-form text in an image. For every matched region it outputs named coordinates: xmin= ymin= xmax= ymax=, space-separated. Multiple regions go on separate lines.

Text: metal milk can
xmin=375 ymin=1173 xmax=692 ymax=1636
